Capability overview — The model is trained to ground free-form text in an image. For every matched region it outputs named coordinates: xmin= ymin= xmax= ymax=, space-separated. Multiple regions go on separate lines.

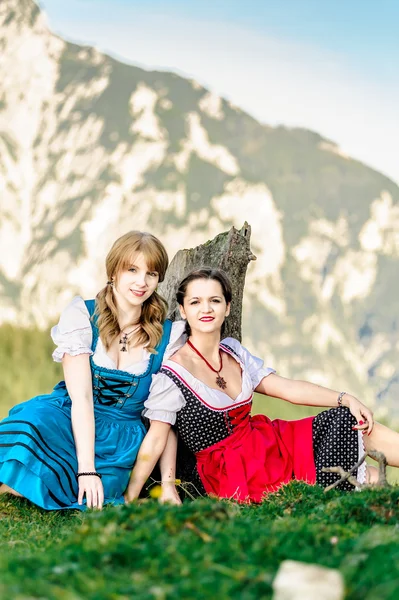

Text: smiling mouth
xmin=131 ymin=290 xmax=146 ymax=297
xmin=199 ymin=317 xmax=214 ymax=322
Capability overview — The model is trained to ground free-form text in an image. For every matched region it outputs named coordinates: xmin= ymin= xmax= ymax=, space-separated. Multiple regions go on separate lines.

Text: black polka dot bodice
xmin=159 ymin=366 xmax=252 ymax=454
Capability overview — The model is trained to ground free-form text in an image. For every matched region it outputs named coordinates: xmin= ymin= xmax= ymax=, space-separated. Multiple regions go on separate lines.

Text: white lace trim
xmin=91 ymin=320 xmax=186 ymax=374
xmin=357 ymin=430 xmax=367 ymax=485
xmin=52 ymin=347 xmax=93 ymax=363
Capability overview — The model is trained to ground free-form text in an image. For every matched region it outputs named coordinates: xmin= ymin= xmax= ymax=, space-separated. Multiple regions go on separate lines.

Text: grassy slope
xmin=2 ymin=326 xmax=399 ymax=598
xmin=1 ymin=485 xmax=399 ymax=599
xmin=0 ymin=324 xmax=62 ymax=418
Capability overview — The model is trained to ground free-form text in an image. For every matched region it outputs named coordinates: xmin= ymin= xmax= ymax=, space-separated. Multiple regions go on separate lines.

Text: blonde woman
xmin=0 ymin=231 xmax=185 ymax=509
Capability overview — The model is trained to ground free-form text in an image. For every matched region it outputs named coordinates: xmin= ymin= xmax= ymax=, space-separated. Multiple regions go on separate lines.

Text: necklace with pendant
xmin=187 ymin=339 xmax=227 ymax=390
xmin=119 ymin=325 xmax=140 ymax=352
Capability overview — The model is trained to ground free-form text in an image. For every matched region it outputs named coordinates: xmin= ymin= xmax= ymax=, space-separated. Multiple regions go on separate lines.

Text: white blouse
xmin=143 ymin=338 xmax=276 ymax=425
xmin=51 ymin=296 xmax=187 ymax=375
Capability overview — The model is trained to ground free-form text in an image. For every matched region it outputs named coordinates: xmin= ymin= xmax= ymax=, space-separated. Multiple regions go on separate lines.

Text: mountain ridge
xmin=1 ymin=0 xmax=399 ymax=415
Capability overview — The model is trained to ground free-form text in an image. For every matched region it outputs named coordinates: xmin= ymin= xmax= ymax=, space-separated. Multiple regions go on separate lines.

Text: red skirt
xmin=195 ymin=414 xmax=316 ymax=502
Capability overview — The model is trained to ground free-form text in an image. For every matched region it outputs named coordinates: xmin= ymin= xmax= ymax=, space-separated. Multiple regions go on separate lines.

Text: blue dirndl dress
xmin=0 ymin=299 xmax=172 ymax=510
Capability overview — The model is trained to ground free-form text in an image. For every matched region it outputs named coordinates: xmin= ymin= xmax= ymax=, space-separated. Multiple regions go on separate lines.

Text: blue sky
xmin=41 ymin=0 xmax=399 ymax=183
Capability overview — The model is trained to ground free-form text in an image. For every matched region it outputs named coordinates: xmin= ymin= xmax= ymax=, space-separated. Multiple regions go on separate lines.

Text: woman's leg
xmin=365 ymin=465 xmax=380 ymax=484
xmin=364 ymin=422 xmax=399 ymax=468
xmin=0 ymin=483 xmax=23 ymax=497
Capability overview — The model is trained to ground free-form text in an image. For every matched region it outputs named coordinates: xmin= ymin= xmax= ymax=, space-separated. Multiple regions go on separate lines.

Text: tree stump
xmin=158 ymin=222 xmax=256 ymax=341
xmin=158 ymin=223 xmax=256 ymax=498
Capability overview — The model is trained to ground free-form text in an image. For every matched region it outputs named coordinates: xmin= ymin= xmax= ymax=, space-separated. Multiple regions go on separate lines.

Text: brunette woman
xmin=0 ymin=231 xmax=185 ymax=509
xmin=125 ymin=267 xmax=399 ymax=503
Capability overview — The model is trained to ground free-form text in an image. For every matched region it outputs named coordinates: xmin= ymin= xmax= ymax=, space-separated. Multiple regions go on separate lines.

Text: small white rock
xmin=272 ymin=560 xmax=345 ymax=600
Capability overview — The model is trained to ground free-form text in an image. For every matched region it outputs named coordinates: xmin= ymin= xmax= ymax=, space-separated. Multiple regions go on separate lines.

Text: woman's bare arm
xmin=158 ymin=429 xmax=182 ymax=505
xmin=124 ymin=421 xmax=171 ymax=502
xmin=62 ymin=353 xmax=104 ymax=508
xmin=256 ymin=374 xmax=343 ymax=407
xmin=256 ymin=374 xmax=374 ymax=433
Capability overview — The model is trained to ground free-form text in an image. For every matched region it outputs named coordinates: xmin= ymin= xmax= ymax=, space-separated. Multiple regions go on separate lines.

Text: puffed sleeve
xmin=164 ymin=319 xmax=187 ymax=360
xmin=222 ymin=337 xmax=276 ymax=389
xmin=143 ymin=372 xmax=186 ymax=425
xmin=51 ymin=296 xmax=93 ymax=362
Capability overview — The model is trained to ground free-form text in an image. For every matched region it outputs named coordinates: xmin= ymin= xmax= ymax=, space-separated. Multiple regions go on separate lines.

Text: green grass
xmin=2 ymin=327 xmax=399 ymax=597
xmin=0 ymin=324 xmax=62 ymax=419
xmin=1 ymin=484 xmax=399 ymax=599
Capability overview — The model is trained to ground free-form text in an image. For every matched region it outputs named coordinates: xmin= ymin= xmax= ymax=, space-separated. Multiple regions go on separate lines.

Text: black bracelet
xmin=77 ymin=472 xmax=102 ymax=479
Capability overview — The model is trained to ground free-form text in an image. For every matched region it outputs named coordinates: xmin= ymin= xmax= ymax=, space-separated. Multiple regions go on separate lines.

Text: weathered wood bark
xmin=158 ymin=223 xmax=256 ymax=341
xmin=322 ymin=449 xmax=390 ymax=491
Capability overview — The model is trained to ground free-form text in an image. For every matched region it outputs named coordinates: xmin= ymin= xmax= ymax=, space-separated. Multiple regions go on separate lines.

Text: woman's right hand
xmin=346 ymin=395 xmax=374 ymax=435
xmin=78 ymin=475 xmax=104 ymax=509
xmin=159 ymin=482 xmax=182 ymax=505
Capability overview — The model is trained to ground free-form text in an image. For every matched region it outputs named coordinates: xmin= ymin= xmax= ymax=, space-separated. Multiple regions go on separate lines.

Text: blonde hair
xmin=95 ymin=231 xmax=169 ymax=353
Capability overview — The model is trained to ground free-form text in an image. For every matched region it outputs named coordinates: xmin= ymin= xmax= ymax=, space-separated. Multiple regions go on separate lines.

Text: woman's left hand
xmin=346 ymin=395 xmax=374 ymax=435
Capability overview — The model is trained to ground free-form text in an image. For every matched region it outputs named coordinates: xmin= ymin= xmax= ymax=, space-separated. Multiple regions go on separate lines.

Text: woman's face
xmin=179 ymin=278 xmax=230 ymax=335
xmin=113 ymin=252 xmax=159 ymax=311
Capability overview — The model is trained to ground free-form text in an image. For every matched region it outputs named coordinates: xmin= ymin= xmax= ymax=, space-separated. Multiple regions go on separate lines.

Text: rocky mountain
xmin=1 ymin=0 xmax=399 ymax=415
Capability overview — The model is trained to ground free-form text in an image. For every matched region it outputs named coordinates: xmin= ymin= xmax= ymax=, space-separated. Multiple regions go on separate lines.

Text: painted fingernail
xmin=352 ymin=426 xmax=358 ymax=430
xmin=358 ymin=420 xmax=364 ymax=425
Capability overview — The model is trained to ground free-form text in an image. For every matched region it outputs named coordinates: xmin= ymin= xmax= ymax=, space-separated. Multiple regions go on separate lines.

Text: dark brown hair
xmin=176 ymin=267 xmax=232 ymax=336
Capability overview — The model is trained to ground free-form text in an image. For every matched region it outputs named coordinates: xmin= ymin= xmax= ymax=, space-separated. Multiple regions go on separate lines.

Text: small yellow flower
xmin=149 ymin=485 xmax=162 ymax=499
xmin=175 ymin=479 xmax=181 ymax=485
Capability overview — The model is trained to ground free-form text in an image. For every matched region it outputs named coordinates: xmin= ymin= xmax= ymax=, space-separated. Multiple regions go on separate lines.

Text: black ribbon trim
xmin=0 ymin=430 xmax=75 ymax=496
xmin=47 ymin=489 xmax=69 ymax=508
xmin=0 ymin=441 xmax=73 ymax=501
xmin=0 ymin=419 xmax=75 ymax=474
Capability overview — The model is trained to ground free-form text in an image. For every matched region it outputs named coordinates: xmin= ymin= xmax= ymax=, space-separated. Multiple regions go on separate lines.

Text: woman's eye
xmin=212 ymin=299 xmax=221 ymax=303
xmin=128 ymin=268 xmax=136 ymax=273
xmin=149 ymin=272 xmax=158 ymax=278
xmin=190 ymin=301 xmax=199 ymax=305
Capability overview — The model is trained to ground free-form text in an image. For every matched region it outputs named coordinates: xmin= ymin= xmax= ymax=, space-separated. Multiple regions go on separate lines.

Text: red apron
xmin=195 ymin=410 xmax=316 ymax=503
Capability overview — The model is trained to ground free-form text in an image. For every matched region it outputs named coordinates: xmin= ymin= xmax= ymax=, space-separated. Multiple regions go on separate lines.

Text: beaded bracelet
xmin=77 ymin=472 xmax=102 ymax=479
xmin=337 ymin=391 xmax=347 ymax=408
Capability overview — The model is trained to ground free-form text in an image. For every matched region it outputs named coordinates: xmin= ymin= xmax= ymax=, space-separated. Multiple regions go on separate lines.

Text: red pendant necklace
xmin=187 ymin=339 xmax=227 ymax=390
